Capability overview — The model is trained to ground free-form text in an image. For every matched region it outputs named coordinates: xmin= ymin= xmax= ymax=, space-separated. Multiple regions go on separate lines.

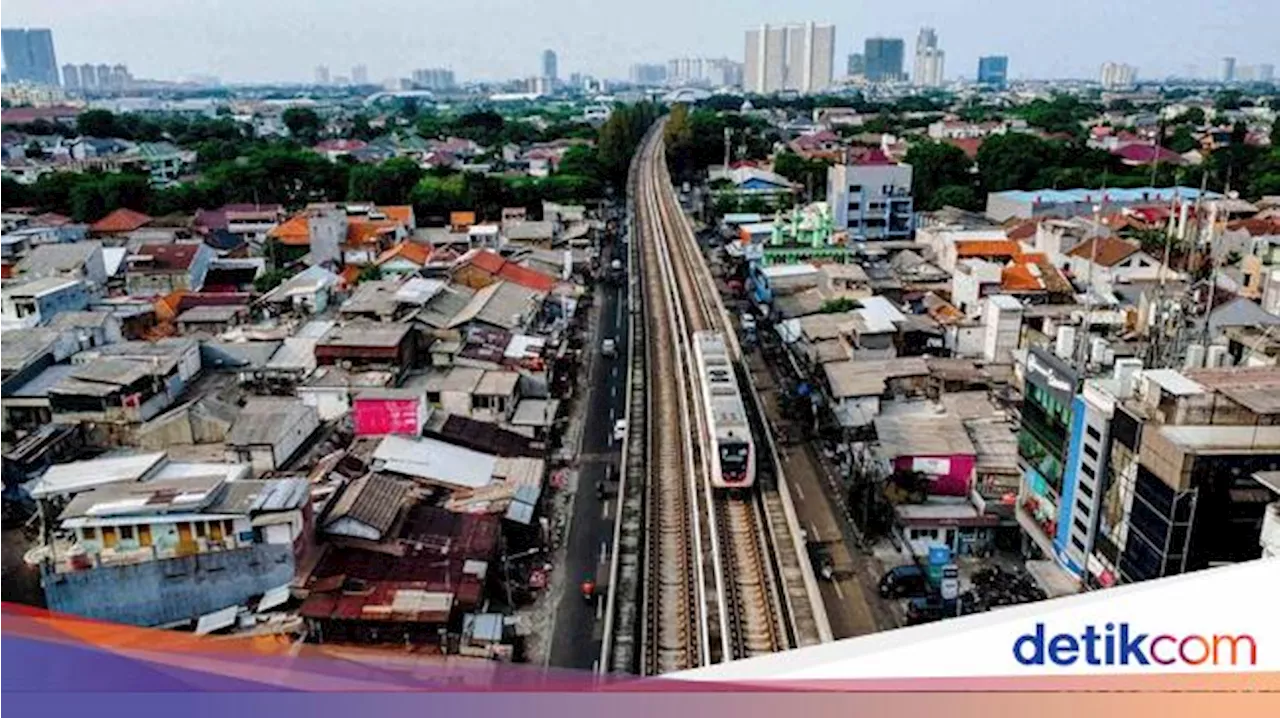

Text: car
xmin=601 ymin=338 xmax=617 ymax=357
xmin=613 ymin=419 xmax=627 ymax=441
xmin=878 ymin=564 xmax=929 ymax=599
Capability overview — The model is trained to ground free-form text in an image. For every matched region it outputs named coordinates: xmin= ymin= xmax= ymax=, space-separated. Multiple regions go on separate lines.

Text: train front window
xmin=720 ymin=442 xmax=749 ymax=475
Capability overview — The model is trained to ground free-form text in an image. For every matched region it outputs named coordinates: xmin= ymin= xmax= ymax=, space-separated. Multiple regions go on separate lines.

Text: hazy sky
xmin=4 ymin=0 xmax=1277 ymax=84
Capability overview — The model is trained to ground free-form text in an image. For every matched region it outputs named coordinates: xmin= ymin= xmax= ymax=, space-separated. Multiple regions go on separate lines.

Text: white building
xmin=1100 ymin=62 xmax=1137 ymax=90
xmin=744 ymin=22 xmax=834 ymax=94
xmin=826 ymin=161 xmax=914 ymax=239
xmin=912 ymin=27 xmax=945 ymax=88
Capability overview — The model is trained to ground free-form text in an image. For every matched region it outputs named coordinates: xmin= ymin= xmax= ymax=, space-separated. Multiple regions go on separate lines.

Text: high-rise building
xmin=743 ymin=23 xmax=834 ymax=94
xmin=912 ymin=27 xmax=945 ymax=87
xmin=410 ymin=68 xmax=455 ymax=91
xmin=95 ymin=64 xmax=112 ymax=89
xmin=1099 ymin=62 xmax=1137 ymax=90
xmin=1259 ymin=64 xmax=1276 ymax=82
xmin=629 ymin=63 xmax=667 ymax=86
xmin=315 ymin=65 xmax=330 ymax=85
xmin=28 ymin=28 xmax=57 ymax=85
xmin=666 ymin=57 xmax=742 ymax=88
xmin=79 ymin=63 xmax=96 ymax=89
xmin=846 ymin=53 xmax=865 ymax=78
xmin=61 ymin=63 xmax=80 ymax=90
xmin=2 ymin=28 xmax=60 ymax=85
xmin=863 ymin=37 xmax=905 ymax=82
xmin=977 ymin=55 xmax=1009 ymax=88
xmin=542 ymin=49 xmax=558 ymax=82
xmin=352 ymin=64 xmax=368 ymax=85
xmin=1220 ymin=56 xmax=1236 ymax=83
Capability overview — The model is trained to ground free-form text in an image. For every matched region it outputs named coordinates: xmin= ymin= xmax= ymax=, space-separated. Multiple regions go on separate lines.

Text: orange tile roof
xmin=347 ymin=219 xmax=401 ymax=246
xmin=268 ymin=215 xmax=310 ymax=245
xmin=955 ymin=239 xmax=1022 ymax=258
xmin=499 ymin=262 xmax=557 ymax=293
xmin=90 ymin=207 xmax=152 ymax=234
xmin=1001 ymin=263 xmax=1045 ymax=292
xmin=467 ymin=248 xmax=508 ymax=274
xmin=376 ymin=241 xmax=432 ymax=267
xmin=154 ymin=290 xmax=188 ymax=321
xmin=379 ymin=206 xmax=414 ymax=225
xmin=340 ymin=265 xmax=362 ymax=285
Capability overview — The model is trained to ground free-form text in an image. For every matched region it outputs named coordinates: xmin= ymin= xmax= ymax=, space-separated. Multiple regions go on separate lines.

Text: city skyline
xmin=2 ymin=0 xmax=1278 ymax=85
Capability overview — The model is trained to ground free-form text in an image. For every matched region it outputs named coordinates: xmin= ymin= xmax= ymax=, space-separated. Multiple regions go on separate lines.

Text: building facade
xmin=912 ymin=27 xmax=945 ymax=87
xmin=2 ymin=28 xmax=59 ymax=86
xmin=977 ymin=55 xmax=1008 ymax=88
xmin=826 ymin=162 xmax=914 ymax=239
xmin=744 ymin=23 xmax=834 ymax=94
xmin=864 ymin=37 xmax=905 ymax=82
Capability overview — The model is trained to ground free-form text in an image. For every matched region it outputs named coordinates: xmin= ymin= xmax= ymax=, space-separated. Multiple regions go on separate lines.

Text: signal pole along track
xmin=622 ymin=119 xmax=828 ymax=674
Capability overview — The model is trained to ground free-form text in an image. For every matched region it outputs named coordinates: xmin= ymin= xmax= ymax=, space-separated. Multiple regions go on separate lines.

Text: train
xmin=692 ymin=331 xmax=756 ymax=489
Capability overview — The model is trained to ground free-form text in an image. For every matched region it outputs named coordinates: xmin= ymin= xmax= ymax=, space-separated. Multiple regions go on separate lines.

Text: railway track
xmin=637 ymin=121 xmax=788 ymax=667
xmin=636 ymin=125 xmax=707 ymax=675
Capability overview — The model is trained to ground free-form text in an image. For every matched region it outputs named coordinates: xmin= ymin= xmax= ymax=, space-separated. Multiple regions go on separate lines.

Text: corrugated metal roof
xmin=29 ymin=452 xmax=167 ymax=498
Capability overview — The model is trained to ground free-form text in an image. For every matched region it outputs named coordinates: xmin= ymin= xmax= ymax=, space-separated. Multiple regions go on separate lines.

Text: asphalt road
xmin=546 ymin=239 xmax=631 ymax=671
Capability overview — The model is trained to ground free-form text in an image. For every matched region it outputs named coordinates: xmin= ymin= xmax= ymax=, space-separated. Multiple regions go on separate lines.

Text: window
xmin=223 ymin=520 xmax=235 ymax=537
xmin=1073 ymin=517 xmax=1088 ymax=535
xmin=1076 ymin=499 xmax=1090 ymax=516
xmin=121 ymin=525 xmax=135 ymax=541
xmin=138 ymin=525 xmax=152 ymax=547
xmin=195 ymin=522 xmax=207 ymax=538
xmin=1084 ymin=444 xmax=1099 ymax=461
xmin=1072 ymin=536 xmax=1086 ymax=552
xmin=1079 ymin=481 xmax=1094 ymax=499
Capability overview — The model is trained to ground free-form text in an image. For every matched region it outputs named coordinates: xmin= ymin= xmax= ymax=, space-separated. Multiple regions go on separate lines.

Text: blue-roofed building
xmin=985 ymin=186 xmax=1220 ymax=222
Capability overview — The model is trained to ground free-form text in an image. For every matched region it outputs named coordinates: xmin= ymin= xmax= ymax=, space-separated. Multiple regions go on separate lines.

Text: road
xmin=546 ymin=238 xmax=631 ymax=671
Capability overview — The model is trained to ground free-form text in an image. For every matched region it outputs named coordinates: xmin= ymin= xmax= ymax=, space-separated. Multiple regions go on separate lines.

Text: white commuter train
xmin=692 ymin=331 xmax=756 ymax=489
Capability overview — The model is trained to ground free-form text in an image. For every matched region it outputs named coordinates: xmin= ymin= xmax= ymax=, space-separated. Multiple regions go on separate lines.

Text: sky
xmin=3 ymin=0 xmax=1277 ymax=85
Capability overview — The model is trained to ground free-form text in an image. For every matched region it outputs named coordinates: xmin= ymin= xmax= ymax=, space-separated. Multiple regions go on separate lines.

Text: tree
xmin=24 ymin=140 xmax=46 ymax=159
xmin=357 ymin=265 xmax=383 ymax=283
xmin=904 ymin=140 xmax=973 ymax=210
xmin=77 ymin=109 xmax=119 ymax=137
xmin=556 ymin=144 xmax=604 ymax=182
xmin=1171 ymin=107 xmax=1206 ymax=126
xmin=977 ymin=133 xmax=1060 ymax=192
xmin=931 ymin=184 xmax=980 ymax=211
xmin=819 ymin=297 xmax=860 ymax=313
xmin=253 ymin=268 xmax=292 ymax=293
xmin=282 ymin=108 xmax=323 ymax=145
xmin=347 ymin=157 xmax=424 ymax=204
xmin=1167 ymin=125 xmax=1199 ymax=154
xmin=664 ymin=104 xmax=696 ymax=179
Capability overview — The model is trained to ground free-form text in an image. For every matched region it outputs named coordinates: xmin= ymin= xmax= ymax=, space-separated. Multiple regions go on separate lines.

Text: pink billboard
xmin=353 ymin=397 xmax=423 ymax=436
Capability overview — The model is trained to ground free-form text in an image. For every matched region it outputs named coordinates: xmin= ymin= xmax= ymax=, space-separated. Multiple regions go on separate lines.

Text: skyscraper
xmin=863 ymin=37 xmax=905 ymax=82
xmin=2 ymin=28 xmax=60 ymax=85
xmin=96 ymin=64 xmax=111 ymax=89
xmin=542 ymin=50 xmax=558 ymax=82
xmin=847 ymin=53 xmax=865 ymax=78
xmin=61 ymin=63 xmax=80 ymax=90
xmin=1220 ymin=56 xmax=1236 ymax=83
xmin=1259 ymin=64 xmax=1276 ymax=83
xmin=1099 ymin=62 xmax=1137 ymax=90
xmin=913 ymin=27 xmax=945 ymax=87
xmin=315 ymin=65 xmax=330 ymax=85
xmin=79 ymin=63 xmax=97 ymax=89
xmin=352 ymin=64 xmax=368 ymax=85
xmin=742 ymin=23 xmax=834 ymax=94
xmin=977 ymin=55 xmax=1009 ymax=88
xmin=28 ymin=28 xmax=58 ymax=85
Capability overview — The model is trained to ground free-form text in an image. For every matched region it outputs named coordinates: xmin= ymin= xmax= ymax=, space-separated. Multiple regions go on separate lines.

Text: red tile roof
xmin=1112 ymin=143 xmax=1185 ymax=166
xmin=1066 ymin=236 xmax=1142 ymax=267
xmin=90 ymin=208 xmax=153 ymax=234
xmin=461 ymin=249 xmax=557 ymax=292
xmin=1005 ymin=219 xmax=1040 ymax=241
xmin=131 ymin=243 xmax=203 ymax=271
xmin=943 ymin=137 xmax=983 ymax=159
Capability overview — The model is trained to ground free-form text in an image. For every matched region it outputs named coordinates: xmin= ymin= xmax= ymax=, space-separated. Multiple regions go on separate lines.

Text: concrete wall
xmin=42 ymin=543 xmax=294 ymax=627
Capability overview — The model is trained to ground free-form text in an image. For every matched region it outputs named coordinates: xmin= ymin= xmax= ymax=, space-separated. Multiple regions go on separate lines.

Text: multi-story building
xmin=352 ymin=64 xmax=368 ymax=84
xmin=1099 ymin=62 xmax=1137 ymax=90
xmin=666 ymin=57 xmax=742 ymax=88
xmin=863 ymin=37 xmax=905 ymax=82
xmin=2 ymin=28 xmax=60 ymax=86
xmin=95 ymin=63 xmax=111 ymax=89
xmin=1258 ymin=64 xmax=1275 ymax=82
xmin=1016 ymin=344 xmax=1083 ymax=566
xmin=977 ymin=55 xmax=1008 ymax=88
xmin=629 ymin=63 xmax=667 ymax=86
xmin=826 ymin=160 xmax=914 ymax=240
xmin=1220 ymin=56 xmax=1236 ymax=83
xmin=1084 ymin=367 xmax=1280 ymax=587
xmin=542 ymin=49 xmax=557 ymax=83
xmin=61 ymin=63 xmax=80 ymax=90
xmin=847 ymin=53 xmax=865 ymax=78
xmin=314 ymin=64 xmax=330 ymax=85
xmin=410 ymin=67 xmax=455 ymax=91
xmin=744 ymin=22 xmax=834 ymax=94
xmin=78 ymin=62 xmax=96 ymax=90
xmin=912 ymin=27 xmax=945 ymax=87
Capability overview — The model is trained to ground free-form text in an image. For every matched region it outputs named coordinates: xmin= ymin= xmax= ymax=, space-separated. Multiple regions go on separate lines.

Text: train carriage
xmin=692 ymin=331 xmax=756 ymax=489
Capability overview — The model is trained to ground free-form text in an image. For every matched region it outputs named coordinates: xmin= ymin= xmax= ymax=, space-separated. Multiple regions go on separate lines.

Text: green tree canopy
xmin=282 ymin=108 xmax=323 ymax=145
xmin=904 ymin=140 xmax=973 ymax=211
